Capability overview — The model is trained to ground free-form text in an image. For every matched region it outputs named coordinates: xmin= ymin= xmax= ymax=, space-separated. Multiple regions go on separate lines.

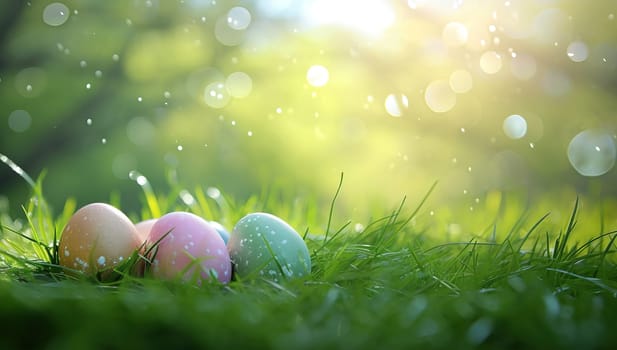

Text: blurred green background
xmin=1 ymin=0 xmax=616 ymax=220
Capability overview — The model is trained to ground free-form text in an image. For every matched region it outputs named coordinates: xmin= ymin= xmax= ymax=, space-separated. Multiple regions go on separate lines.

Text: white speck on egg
xmin=206 ymin=248 xmax=211 ymax=253
xmin=216 ymin=248 xmax=223 ymax=256
xmin=270 ymin=230 xmax=276 ymax=235
xmin=64 ymin=249 xmax=70 ymax=257
xmin=97 ymin=256 xmax=106 ymax=266
xmin=119 ymin=256 xmax=123 ymax=261
xmin=282 ymin=240 xmax=288 ymax=245
xmin=184 ymin=244 xmax=189 ymax=250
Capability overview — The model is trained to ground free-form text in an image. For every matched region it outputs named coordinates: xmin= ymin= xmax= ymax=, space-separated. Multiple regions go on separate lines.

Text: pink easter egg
xmin=146 ymin=212 xmax=231 ymax=284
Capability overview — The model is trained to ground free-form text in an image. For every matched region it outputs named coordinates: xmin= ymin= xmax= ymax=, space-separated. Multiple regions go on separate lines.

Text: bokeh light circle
xmin=226 ymin=72 xmax=253 ymax=98
xmin=502 ymin=114 xmax=527 ymax=139
xmin=449 ymin=69 xmax=473 ymax=94
xmin=8 ymin=110 xmax=32 ymax=133
xmin=43 ymin=2 xmax=70 ymax=26
xmin=442 ymin=22 xmax=468 ymax=47
xmin=227 ymin=7 xmax=251 ymax=30
xmin=425 ymin=80 xmax=456 ymax=113
xmin=480 ymin=51 xmax=503 ymax=74
xmin=567 ymin=41 xmax=589 ymax=62
xmin=204 ymin=82 xmax=231 ymax=108
xmin=306 ymin=65 xmax=329 ymax=87
xmin=384 ymin=93 xmax=409 ymax=117
xmin=567 ymin=130 xmax=617 ymax=176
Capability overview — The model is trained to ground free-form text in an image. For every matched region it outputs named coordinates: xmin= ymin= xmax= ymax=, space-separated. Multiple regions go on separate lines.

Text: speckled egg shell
xmin=147 ymin=212 xmax=231 ymax=284
xmin=209 ymin=221 xmax=230 ymax=244
xmin=58 ymin=203 xmax=141 ymax=276
xmin=228 ymin=212 xmax=311 ymax=281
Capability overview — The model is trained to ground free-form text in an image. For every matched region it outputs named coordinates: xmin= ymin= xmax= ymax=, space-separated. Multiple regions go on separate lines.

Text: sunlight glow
xmin=304 ymin=0 xmax=395 ymax=38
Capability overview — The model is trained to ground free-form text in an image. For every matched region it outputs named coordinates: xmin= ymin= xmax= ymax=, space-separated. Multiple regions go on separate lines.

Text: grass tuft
xmin=1 ymin=155 xmax=617 ymax=348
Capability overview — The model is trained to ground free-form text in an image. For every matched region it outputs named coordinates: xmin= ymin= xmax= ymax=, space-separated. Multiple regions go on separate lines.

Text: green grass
xmin=1 ymin=158 xmax=617 ymax=349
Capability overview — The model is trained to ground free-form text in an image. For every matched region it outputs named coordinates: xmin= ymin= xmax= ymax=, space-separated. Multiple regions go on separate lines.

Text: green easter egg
xmin=228 ymin=212 xmax=311 ymax=281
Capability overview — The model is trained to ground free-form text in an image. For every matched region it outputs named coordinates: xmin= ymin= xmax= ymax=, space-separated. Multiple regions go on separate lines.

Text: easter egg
xmin=133 ymin=218 xmax=158 ymax=276
xmin=209 ymin=220 xmax=230 ymax=244
xmin=228 ymin=212 xmax=311 ymax=281
xmin=146 ymin=212 xmax=231 ymax=284
xmin=58 ymin=203 xmax=141 ymax=278
xmin=135 ymin=219 xmax=157 ymax=243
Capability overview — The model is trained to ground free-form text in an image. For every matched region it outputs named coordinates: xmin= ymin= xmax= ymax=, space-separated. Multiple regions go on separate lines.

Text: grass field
xmin=1 ymin=166 xmax=617 ymax=349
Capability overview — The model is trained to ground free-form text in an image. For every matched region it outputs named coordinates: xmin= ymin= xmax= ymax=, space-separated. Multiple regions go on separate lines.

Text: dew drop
xmin=86 ymin=118 xmax=92 ymax=126
xmin=95 ymin=70 xmax=103 ymax=78
xmin=207 ymin=187 xmax=221 ymax=199
xmin=101 ymin=138 xmax=107 ymax=144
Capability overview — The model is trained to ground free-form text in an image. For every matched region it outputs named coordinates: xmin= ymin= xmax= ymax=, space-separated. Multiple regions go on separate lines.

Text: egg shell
xmin=133 ymin=219 xmax=158 ymax=276
xmin=147 ymin=212 xmax=231 ymax=284
xmin=209 ymin=220 xmax=230 ymax=244
xmin=135 ymin=219 xmax=157 ymax=243
xmin=58 ymin=203 xmax=141 ymax=277
xmin=228 ymin=212 xmax=311 ymax=281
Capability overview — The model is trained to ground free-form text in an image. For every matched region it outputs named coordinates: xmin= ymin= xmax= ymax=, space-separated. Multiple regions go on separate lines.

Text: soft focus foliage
xmin=1 ymin=0 xmax=616 ymax=219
